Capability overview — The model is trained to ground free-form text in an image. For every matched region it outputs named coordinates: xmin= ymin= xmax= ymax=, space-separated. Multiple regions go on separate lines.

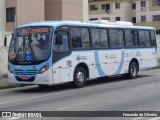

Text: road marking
xmin=58 ymin=101 xmax=90 ymax=111
xmin=0 ymin=84 xmax=111 ymax=105
xmin=0 ymin=91 xmax=74 ymax=105
xmin=0 ymin=71 xmax=160 ymax=106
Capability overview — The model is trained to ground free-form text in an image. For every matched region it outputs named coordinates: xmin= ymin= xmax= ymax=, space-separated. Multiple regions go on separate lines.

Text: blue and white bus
xmin=8 ymin=20 xmax=158 ymax=88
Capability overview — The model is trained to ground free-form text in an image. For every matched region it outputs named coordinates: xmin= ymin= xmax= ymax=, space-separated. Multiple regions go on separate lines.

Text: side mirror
xmin=55 ymin=35 xmax=63 ymax=45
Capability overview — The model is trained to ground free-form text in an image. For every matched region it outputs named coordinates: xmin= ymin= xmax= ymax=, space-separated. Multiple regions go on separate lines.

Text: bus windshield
xmin=9 ymin=27 xmax=53 ymax=63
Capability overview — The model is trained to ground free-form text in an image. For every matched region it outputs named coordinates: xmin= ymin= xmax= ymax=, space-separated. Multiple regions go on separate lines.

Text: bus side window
xmin=133 ymin=30 xmax=139 ymax=46
xmin=91 ymin=28 xmax=101 ymax=48
xmin=139 ymin=30 xmax=151 ymax=47
xmin=81 ymin=28 xmax=90 ymax=48
xmin=70 ymin=27 xmax=90 ymax=49
xmin=124 ymin=29 xmax=134 ymax=47
xmin=139 ymin=30 xmax=146 ymax=46
xmin=100 ymin=29 xmax=108 ymax=47
xmin=109 ymin=29 xmax=124 ymax=48
xmin=54 ymin=31 xmax=69 ymax=52
xmin=70 ymin=28 xmax=81 ymax=48
xmin=150 ymin=30 xmax=157 ymax=46
xmin=145 ymin=31 xmax=151 ymax=47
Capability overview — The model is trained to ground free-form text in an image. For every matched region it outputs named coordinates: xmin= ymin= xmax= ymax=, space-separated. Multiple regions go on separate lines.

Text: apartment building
xmin=45 ymin=0 xmax=88 ymax=22
xmin=5 ymin=0 xmax=45 ymax=31
xmin=0 ymin=0 xmax=6 ymax=31
xmin=89 ymin=0 xmax=132 ymax=21
xmin=89 ymin=0 xmax=160 ymax=34
xmin=133 ymin=0 xmax=160 ymax=34
xmin=1 ymin=0 xmax=88 ymax=32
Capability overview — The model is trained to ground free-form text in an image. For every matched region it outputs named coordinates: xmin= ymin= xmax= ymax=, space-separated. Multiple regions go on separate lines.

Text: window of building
xmin=156 ymin=30 xmax=160 ymax=34
xmin=153 ymin=15 xmax=160 ymax=21
xmin=100 ymin=29 xmax=108 ymax=47
xmin=150 ymin=30 xmax=157 ymax=46
xmin=141 ymin=15 xmax=146 ymax=22
xmin=90 ymin=18 xmax=98 ymax=21
xmin=106 ymin=4 xmax=110 ymax=9
xmin=139 ymin=30 xmax=151 ymax=47
xmin=90 ymin=5 xmax=94 ymax=11
xmin=102 ymin=4 xmax=105 ymax=10
xmin=55 ymin=31 xmax=69 ymax=52
xmin=115 ymin=3 xmax=120 ymax=9
xmin=105 ymin=4 xmax=110 ymax=13
xmin=132 ymin=3 xmax=136 ymax=9
xmin=70 ymin=28 xmax=90 ymax=49
xmin=132 ymin=17 xmax=136 ymax=23
xmin=152 ymin=0 xmax=160 ymax=6
xmin=109 ymin=29 xmax=124 ymax=48
xmin=6 ymin=7 xmax=16 ymax=22
xmin=101 ymin=4 xmax=110 ymax=13
xmin=141 ymin=1 xmax=146 ymax=7
xmin=90 ymin=5 xmax=98 ymax=11
xmin=115 ymin=17 xmax=120 ymax=21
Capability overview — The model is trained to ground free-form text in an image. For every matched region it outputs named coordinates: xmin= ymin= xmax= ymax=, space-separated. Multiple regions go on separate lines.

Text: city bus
xmin=8 ymin=20 xmax=158 ymax=88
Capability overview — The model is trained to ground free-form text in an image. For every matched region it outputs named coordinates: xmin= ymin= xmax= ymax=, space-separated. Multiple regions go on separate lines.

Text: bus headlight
xmin=8 ymin=65 xmax=13 ymax=73
xmin=39 ymin=64 xmax=49 ymax=74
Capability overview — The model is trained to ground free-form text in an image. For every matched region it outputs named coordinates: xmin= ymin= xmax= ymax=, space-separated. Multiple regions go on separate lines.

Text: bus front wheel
xmin=73 ymin=67 xmax=87 ymax=88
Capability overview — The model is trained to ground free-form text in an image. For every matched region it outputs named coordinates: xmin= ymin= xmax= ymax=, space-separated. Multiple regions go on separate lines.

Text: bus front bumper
xmin=8 ymin=69 xmax=54 ymax=85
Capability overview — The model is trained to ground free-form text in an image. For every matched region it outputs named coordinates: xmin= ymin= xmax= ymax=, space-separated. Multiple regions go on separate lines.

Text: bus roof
xmin=18 ymin=20 xmax=155 ymax=30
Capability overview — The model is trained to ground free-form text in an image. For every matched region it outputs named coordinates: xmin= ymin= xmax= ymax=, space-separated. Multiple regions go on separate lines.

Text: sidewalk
xmin=0 ymin=76 xmax=10 ymax=86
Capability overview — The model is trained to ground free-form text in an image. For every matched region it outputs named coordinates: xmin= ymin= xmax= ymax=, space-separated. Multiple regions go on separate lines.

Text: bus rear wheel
xmin=123 ymin=61 xmax=138 ymax=79
xmin=73 ymin=67 xmax=87 ymax=88
xmin=128 ymin=61 xmax=138 ymax=79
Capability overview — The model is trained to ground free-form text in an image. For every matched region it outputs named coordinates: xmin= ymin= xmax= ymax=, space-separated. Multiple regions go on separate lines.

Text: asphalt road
xmin=0 ymin=69 xmax=160 ymax=120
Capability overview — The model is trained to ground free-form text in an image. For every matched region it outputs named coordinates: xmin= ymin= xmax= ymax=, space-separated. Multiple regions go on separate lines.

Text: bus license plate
xmin=21 ymin=76 xmax=28 ymax=80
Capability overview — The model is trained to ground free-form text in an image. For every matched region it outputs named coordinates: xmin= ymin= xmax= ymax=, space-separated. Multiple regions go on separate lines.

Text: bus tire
xmin=128 ymin=61 xmax=138 ymax=79
xmin=73 ymin=67 xmax=87 ymax=88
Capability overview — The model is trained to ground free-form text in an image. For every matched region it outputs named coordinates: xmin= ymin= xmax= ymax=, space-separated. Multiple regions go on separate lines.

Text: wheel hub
xmin=131 ymin=65 xmax=136 ymax=76
xmin=76 ymin=72 xmax=84 ymax=82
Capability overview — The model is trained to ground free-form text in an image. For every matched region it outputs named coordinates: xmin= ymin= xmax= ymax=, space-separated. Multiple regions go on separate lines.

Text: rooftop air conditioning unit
xmin=87 ymin=20 xmax=133 ymax=26
xmin=141 ymin=7 xmax=146 ymax=11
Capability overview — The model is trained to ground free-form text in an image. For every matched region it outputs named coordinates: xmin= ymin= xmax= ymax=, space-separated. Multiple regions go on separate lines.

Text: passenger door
xmin=108 ymin=29 xmax=125 ymax=75
xmin=53 ymin=30 xmax=71 ymax=83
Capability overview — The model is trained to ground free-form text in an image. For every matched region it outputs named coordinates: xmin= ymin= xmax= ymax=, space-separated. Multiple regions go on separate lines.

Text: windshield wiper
xmin=14 ymin=42 xmax=24 ymax=62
